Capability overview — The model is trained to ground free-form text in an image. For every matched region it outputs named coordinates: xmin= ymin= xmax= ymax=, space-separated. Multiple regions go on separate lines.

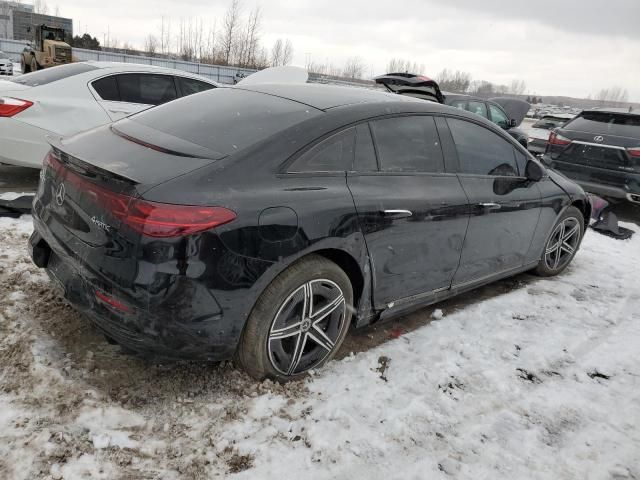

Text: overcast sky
xmin=55 ymin=0 xmax=640 ymax=101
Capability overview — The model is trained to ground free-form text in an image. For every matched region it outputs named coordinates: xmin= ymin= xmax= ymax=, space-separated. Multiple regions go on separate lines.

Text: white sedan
xmin=0 ymin=61 xmax=218 ymax=168
xmin=0 ymin=50 xmax=13 ymax=76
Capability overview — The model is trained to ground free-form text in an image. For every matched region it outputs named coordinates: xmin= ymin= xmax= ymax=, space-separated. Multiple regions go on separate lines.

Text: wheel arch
xmin=311 ymin=248 xmax=365 ymax=310
xmin=571 ymin=199 xmax=591 ymax=226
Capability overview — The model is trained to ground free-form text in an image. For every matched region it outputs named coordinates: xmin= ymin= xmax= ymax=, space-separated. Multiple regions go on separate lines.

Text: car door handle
xmin=479 ymin=202 xmax=501 ymax=210
xmin=382 ymin=209 xmax=413 ymax=218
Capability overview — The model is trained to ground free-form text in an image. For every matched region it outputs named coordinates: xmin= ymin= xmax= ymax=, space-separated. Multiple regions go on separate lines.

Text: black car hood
xmin=374 ymin=73 xmax=445 ymax=103
xmin=489 ymin=97 xmax=530 ymax=126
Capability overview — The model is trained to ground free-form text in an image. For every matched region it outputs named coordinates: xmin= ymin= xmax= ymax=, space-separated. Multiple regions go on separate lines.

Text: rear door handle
xmin=479 ymin=202 xmax=501 ymax=210
xmin=382 ymin=209 xmax=413 ymax=218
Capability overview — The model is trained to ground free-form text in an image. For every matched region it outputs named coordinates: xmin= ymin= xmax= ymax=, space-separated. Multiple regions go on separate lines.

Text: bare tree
xmin=219 ymin=0 xmax=241 ymax=65
xmin=270 ymin=38 xmax=283 ymax=66
xmin=144 ymin=34 xmax=159 ymax=57
xmin=33 ymin=0 xmax=49 ymax=15
xmin=595 ymin=86 xmax=629 ymax=105
xmin=159 ymin=17 xmax=172 ymax=56
xmin=508 ymin=79 xmax=527 ymax=95
xmin=386 ymin=58 xmax=425 ymax=74
xmin=343 ymin=56 xmax=365 ymax=79
xmin=469 ymin=80 xmax=496 ymax=97
xmin=436 ymin=69 xmax=472 ymax=93
xmin=282 ymin=39 xmax=293 ymax=65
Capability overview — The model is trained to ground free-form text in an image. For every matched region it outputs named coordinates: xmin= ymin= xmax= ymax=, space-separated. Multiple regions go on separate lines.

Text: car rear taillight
xmin=627 ymin=147 xmax=640 ymax=158
xmin=44 ymin=152 xmax=236 ymax=237
xmin=548 ymin=131 xmax=572 ymax=146
xmin=0 ymin=97 xmax=33 ymax=117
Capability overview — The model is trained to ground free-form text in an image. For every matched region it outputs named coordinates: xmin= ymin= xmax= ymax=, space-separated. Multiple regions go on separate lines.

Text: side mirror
xmin=509 ymin=118 xmax=518 ymax=128
xmin=525 ymin=160 xmax=544 ymax=182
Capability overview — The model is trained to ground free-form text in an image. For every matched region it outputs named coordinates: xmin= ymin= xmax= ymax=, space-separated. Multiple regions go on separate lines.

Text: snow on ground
xmin=0 ymin=214 xmax=639 ymax=479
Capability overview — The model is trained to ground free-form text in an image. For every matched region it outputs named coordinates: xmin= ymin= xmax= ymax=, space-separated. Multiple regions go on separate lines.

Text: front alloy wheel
xmin=544 ymin=217 xmax=581 ymax=271
xmin=534 ymin=205 xmax=584 ymax=277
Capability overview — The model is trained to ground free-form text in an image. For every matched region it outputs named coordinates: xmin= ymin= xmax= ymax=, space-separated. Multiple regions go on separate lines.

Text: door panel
xmin=444 ymin=117 xmax=542 ymax=285
xmin=348 ymin=173 xmax=469 ymax=306
xmin=453 ymin=176 xmax=541 ymax=284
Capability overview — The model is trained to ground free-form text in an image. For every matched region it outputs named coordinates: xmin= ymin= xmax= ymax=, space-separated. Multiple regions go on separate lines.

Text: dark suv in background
xmin=543 ymin=108 xmax=640 ymax=204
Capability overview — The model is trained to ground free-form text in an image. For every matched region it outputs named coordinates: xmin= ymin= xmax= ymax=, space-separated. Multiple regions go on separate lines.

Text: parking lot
xmin=1 ymin=162 xmax=640 ymax=478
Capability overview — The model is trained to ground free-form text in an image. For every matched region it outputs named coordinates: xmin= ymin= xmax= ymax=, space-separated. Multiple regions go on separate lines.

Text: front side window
xmin=468 ymin=101 xmax=488 ymax=118
xmin=447 ymin=117 xmax=518 ymax=177
xmin=489 ymin=104 xmax=509 ymax=129
xmin=370 ymin=116 xmax=444 ymax=173
xmin=288 ymin=128 xmax=355 ymax=172
xmin=116 ymin=74 xmax=177 ymax=106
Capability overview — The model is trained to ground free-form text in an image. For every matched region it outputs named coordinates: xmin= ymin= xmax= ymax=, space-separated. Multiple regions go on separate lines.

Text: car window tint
xmin=9 ymin=62 xmax=98 ymax=87
xmin=116 ymin=74 xmax=177 ymax=105
xmin=468 ymin=101 xmax=488 ymax=118
xmin=513 ymin=148 xmax=528 ymax=176
xmin=354 ymin=123 xmax=377 ymax=171
xmin=132 ymin=88 xmax=320 ymax=157
xmin=92 ymin=76 xmax=120 ymax=101
xmin=370 ymin=116 xmax=444 ymax=173
xmin=447 ymin=117 xmax=518 ymax=177
xmin=289 ymin=128 xmax=354 ymax=172
xmin=489 ymin=104 xmax=509 ymax=129
xmin=176 ymin=76 xmax=215 ymax=97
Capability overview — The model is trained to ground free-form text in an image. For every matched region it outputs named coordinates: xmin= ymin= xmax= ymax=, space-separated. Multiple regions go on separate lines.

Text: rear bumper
xmin=29 ymin=213 xmax=241 ymax=361
xmin=0 ymin=119 xmax=51 ymax=168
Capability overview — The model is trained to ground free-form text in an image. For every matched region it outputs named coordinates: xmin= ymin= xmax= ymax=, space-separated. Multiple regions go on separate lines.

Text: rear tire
xmin=533 ymin=206 xmax=584 ymax=277
xmin=236 ymin=255 xmax=353 ymax=382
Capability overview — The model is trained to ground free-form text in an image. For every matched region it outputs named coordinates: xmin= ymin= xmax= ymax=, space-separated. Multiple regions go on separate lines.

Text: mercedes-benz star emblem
xmin=55 ymin=183 xmax=66 ymax=206
xmin=594 ymin=135 xmax=604 ymax=143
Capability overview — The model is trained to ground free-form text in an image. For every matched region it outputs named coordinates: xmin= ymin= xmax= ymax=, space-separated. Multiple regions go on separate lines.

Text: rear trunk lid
xmin=34 ymin=124 xmax=219 ymax=287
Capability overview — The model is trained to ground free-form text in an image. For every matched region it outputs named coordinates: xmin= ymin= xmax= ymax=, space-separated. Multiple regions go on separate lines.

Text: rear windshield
xmin=565 ymin=111 xmax=640 ymax=139
xmin=10 ymin=62 xmax=98 ymax=87
xmin=130 ymin=87 xmax=321 ymax=156
xmin=533 ymin=116 xmax=570 ymax=130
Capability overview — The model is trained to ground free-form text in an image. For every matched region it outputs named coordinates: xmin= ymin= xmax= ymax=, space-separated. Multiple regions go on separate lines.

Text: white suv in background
xmin=0 ymin=51 xmax=13 ymax=76
xmin=0 ymin=61 xmax=218 ymax=168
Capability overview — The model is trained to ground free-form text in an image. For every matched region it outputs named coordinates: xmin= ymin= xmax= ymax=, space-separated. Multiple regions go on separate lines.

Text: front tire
xmin=237 ymin=255 xmax=353 ymax=381
xmin=30 ymin=57 xmax=38 ymax=72
xmin=534 ymin=206 xmax=584 ymax=277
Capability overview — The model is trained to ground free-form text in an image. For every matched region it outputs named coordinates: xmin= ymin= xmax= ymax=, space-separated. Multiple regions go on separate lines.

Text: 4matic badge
xmin=91 ymin=216 xmax=112 ymax=232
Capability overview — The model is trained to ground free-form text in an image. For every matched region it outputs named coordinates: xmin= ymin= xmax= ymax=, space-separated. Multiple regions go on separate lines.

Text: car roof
xmin=586 ymin=107 xmax=640 ymax=117
xmin=82 ymin=61 xmax=218 ymax=83
xmin=233 ymin=83 xmax=425 ymax=111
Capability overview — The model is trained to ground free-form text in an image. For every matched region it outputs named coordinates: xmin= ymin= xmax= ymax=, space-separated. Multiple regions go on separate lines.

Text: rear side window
xmin=131 ymin=88 xmax=320 ymax=157
xmin=92 ymin=76 xmax=119 ymax=101
xmin=116 ymin=74 xmax=177 ymax=105
xmin=10 ymin=62 xmax=98 ymax=87
xmin=565 ymin=112 xmax=640 ymax=138
xmin=288 ymin=128 xmax=355 ymax=172
xmin=176 ymin=76 xmax=215 ymax=97
xmin=370 ymin=116 xmax=444 ymax=173
xmin=447 ymin=118 xmax=518 ymax=176
xmin=354 ymin=124 xmax=377 ymax=171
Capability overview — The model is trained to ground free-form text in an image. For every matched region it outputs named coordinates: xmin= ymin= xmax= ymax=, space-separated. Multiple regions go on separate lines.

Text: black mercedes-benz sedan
xmin=29 ymin=83 xmax=590 ymax=381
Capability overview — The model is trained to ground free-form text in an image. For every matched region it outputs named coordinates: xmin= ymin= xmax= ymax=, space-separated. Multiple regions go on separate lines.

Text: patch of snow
xmin=0 ymin=215 xmax=639 ymax=478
